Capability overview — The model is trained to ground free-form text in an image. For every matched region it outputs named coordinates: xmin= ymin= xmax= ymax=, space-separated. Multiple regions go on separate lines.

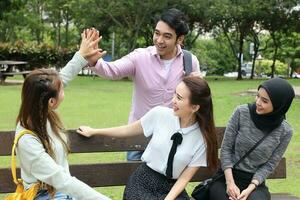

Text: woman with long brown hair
xmin=15 ymin=30 xmax=110 ymax=200
xmin=77 ymin=76 xmax=218 ymax=200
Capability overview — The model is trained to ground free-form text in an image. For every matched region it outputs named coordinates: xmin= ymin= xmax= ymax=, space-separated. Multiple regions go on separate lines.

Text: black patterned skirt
xmin=123 ymin=163 xmax=189 ymax=200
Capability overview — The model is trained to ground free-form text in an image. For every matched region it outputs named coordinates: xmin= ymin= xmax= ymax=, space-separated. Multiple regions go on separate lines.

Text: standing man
xmin=87 ymin=8 xmax=201 ymax=161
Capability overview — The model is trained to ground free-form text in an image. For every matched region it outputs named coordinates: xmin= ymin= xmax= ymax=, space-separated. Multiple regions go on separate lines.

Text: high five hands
xmin=79 ymin=28 xmax=106 ymax=66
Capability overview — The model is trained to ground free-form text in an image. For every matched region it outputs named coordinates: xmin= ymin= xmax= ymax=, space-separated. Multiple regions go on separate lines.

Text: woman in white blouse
xmin=15 ymin=29 xmax=110 ymax=200
xmin=77 ymin=76 xmax=218 ymax=200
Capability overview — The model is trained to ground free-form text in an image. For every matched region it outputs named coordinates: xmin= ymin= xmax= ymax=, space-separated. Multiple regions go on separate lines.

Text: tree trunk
xmin=250 ymin=33 xmax=260 ymax=79
xmin=270 ymin=33 xmax=278 ymax=78
xmin=65 ymin=10 xmax=69 ymax=47
xmin=58 ymin=23 xmax=61 ymax=47
xmin=237 ymin=32 xmax=245 ymax=80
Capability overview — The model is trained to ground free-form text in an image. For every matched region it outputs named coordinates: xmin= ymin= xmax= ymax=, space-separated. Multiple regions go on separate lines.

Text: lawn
xmin=0 ymin=75 xmax=299 ymax=199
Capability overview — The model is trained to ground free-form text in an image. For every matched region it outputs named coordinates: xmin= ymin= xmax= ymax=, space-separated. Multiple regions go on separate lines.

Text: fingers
xmin=227 ymin=185 xmax=240 ymax=200
xmin=76 ymin=127 xmax=84 ymax=134
xmin=81 ymin=31 xmax=85 ymax=41
xmin=99 ymin=50 xmax=107 ymax=57
xmin=76 ymin=126 xmax=91 ymax=137
xmin=86 ymin=28 xmax=93 ymax=38
xmin=87 ymin=28 xmax=100 ymax=42
xmin=237 ymin=189 xmax=250 ymax=200
xmin=90 ymin=36 xmax=101 ymax=49
xmin=85 ymin=49 xmax=106 ymax=59
xmin=82 ymin=28 xmax=100 ymax=40
xmin=82 ymin=28 xmax=102 ymax=51
xmin=228 ymin=194 xmax=238 ymax=200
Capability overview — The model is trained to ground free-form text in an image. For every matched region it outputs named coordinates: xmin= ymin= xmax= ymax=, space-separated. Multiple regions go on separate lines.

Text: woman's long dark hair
xmin=182 ymin=76 xmax=218 ymax=171
xmin=16 ymin=69 xmax=69 ymax=196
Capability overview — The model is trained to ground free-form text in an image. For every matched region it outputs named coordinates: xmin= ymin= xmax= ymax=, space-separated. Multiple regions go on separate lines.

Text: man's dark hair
xmin=159 ymin=8 xmax=189 ymax=37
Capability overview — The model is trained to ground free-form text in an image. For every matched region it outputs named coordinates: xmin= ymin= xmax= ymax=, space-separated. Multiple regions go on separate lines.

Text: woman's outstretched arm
xmin=77 ymin=120 xmax=143 ymax=138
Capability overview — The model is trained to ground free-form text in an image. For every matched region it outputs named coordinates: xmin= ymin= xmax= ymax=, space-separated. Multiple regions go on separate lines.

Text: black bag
xmin=191 ymin=170 xmax=224 ymax=200
xmin=191 ymin=177 xmax=213 ymax=200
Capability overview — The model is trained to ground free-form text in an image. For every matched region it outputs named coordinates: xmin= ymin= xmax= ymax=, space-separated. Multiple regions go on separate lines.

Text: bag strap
xmin=182 ymin=49 xmax=192 ymax=76
xmin=233 ymin=131 xmax=270 ymax=168
xmin=233 ymin=104 xmax=272 ymax=168
xmin=11 ymin=129 xmax=36 ymax=185
xmin=212 ymin=130 xmax=271 ymax=182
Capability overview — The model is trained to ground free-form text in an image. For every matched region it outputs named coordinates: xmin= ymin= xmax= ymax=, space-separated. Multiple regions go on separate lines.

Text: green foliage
xmin=259 ymin=59 xmax=287 ymax=76
xmin=192 ymin=37 xmax=236 ymax=75
xmin=0 ymin=42 xmax=76 ymax=69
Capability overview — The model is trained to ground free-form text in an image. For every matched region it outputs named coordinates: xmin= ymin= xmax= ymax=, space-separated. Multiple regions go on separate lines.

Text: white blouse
xmin=141 ymin=106 xmax=207 ymax=179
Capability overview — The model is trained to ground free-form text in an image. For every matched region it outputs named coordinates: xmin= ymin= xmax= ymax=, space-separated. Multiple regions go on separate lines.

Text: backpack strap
xmin=11 ymin=129 xmax=36 ymax=184
xmin=182 ymin=49 xmax=193 ymax=76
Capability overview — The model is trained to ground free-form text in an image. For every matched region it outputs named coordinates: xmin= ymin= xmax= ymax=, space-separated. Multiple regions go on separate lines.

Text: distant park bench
xmin=0 ymin=128 xmax=299 ymax=199
xmin=0 ymin=60 xmax=30 ymax=84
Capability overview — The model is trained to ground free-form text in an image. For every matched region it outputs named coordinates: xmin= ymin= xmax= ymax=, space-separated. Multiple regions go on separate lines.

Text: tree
xmin=43 ymin=0 xmax=77 ymax=48
xmin=259 ymin=0 xmax=299 ymax=77
xmin=24 ymin=0 xmax=46 ymax=44
xmin=207 ymin=0 xmax=258 ymax=79
xmin=0 ymin=0 xmax=26 ymax=42
xmin=277 ymin=32 xmax=300 ymax=77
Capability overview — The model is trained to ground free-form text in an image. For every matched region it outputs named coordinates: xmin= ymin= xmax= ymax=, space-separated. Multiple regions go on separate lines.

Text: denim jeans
xmin=35 ymin=190 xmax=75 ymax=200
xmin=126 ymin=151 xmax=143 ymax=161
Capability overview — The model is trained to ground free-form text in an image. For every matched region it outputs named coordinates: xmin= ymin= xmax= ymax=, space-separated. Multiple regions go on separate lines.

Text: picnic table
xmin=0 ymin=60 xmax=30 ymax=84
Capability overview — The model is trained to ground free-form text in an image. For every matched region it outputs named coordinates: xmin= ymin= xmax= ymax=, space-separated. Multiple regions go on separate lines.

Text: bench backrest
xmin=0 ymin=127 xmax=286 ymax=193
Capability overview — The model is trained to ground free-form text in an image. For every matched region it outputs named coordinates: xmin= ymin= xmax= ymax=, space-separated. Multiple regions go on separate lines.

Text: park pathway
xmin=247 ymin=86 xmax=300 ymax=97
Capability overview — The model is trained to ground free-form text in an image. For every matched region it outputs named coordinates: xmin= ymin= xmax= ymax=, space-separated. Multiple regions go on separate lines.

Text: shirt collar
xmin=175 ymin=116 xmax=199 ymax=135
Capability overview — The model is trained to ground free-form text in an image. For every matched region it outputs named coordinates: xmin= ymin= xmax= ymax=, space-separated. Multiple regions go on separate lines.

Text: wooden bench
xmin=0 ymin=128 xmax=299 ymax=199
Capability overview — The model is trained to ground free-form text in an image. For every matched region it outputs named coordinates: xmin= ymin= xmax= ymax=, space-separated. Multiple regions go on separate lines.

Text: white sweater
xmin=16 ymin=52 xmax=111 ymax=200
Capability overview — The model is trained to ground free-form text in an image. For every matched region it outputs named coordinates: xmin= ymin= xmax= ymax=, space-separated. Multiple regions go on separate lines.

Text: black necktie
xmin=166 ymin=132 xmax=183 ymax=179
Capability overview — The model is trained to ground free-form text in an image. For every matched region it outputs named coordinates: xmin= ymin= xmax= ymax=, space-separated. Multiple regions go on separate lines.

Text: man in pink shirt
xmin=88 ymin=8 xmax=200 ymax=160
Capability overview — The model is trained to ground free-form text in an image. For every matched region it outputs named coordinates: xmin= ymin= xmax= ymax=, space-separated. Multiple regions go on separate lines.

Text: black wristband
xmin=251 ymin=181 xmax=258 ymax=188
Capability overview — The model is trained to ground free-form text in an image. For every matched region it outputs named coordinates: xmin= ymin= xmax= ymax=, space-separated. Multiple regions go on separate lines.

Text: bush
xmin=258 ymin=59 xmax=287 ymax=76
xmin=0 ymin=41 xmax=77 ymax=70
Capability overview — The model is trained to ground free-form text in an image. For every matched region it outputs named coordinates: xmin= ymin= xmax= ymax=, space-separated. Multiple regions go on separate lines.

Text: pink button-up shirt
xmin=92 ymin=45 xmax=200 ymax=123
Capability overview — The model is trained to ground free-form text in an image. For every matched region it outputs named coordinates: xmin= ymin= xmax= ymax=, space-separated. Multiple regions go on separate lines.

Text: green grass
xmin=0 ymin=75 xmax=299 ymax=199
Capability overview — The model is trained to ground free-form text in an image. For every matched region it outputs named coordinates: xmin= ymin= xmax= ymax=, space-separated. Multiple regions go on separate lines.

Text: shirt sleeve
xmin=59 ymin=51 xmax=88 ymax=87
xmin=188 ymin=142 xmax=207 ymax=167
xmin=253 ymin=128 xmax=292 ymax=184
xmin=191 ymin=54 xmax=200 ymax=72
xmin=17 ymin=134 xmax=110 ymax=200
xmin=140 ymin=106 xmax=161 ymax=137
xmin=220 ymin=107 xmax=241 ymax=170
xmin=91 ymin=50 xmax=137 ymax=79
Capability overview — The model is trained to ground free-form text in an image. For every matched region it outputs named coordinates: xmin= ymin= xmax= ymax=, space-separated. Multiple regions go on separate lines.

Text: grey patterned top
xmin=220 ymin=104 xmax=293 ymax=184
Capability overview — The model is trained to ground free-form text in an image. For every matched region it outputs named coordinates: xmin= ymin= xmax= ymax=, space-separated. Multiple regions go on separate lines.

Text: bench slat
xmin=69 ymin=132 xmax=150 ymax=153
xmin=0 ymin=159 xmax=286 ymax=193
xmin=0 ymin=131 xmax=151 ymax=155
xmin=0 ymin=127 xmax=226 ymax=155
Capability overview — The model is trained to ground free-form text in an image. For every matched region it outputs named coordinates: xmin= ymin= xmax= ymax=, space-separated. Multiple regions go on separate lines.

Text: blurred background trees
xmin=0 ymin=0 xmax=299 ymax=79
